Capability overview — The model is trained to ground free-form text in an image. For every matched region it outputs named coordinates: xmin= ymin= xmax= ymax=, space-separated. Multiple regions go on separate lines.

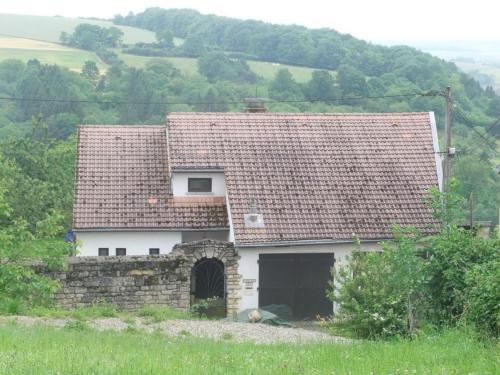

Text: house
xmin=73 ymin=111 xmax=441 ymax=318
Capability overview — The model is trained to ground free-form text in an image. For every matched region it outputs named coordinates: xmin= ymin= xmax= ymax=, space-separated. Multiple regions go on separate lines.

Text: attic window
xmin=188 ymin=178 xmax=212 ymax=193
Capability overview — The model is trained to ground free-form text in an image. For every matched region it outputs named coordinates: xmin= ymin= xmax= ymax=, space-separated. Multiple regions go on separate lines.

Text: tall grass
xmin=0 ymin=324 xmax=497 ymax=374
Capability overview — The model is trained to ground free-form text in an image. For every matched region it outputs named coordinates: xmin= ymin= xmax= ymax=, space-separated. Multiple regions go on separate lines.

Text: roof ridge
xmin=167 ymin=112 xmax=430 ymax=117
xmin=78 ymin=124 xmax=166 ymax=128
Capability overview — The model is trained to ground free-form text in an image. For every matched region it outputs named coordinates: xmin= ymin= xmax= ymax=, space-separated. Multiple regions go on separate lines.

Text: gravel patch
xmin=0 ymin=316 xmax=349 ymax=344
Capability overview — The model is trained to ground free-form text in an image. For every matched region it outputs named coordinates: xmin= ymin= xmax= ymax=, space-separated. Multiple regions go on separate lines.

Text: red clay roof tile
xmin=73 ymin=125 xmax=228 ymax=230
xmin=167 ymin=112 xmax=439 ymax=244
xmin=74 ymin=112 xmax=440 ymax=244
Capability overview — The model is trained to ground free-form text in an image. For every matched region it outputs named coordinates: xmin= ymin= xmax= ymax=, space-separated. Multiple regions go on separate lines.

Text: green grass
xmin=137 ymin=305 xmax=194 ymax=322
xmin=0 ymin=48 xmax=105 ymax=72
xmin=0 ymin=325 xmax=496 ymax=374
xmin=0 ymin=35 xmax=106 ymax=71
xmin=26 ymin=303 xmax=119 ymax=320
xmin=25 ymin=304 xmax=194 ymax=322
xmin=248 ymin=60 xmax=324 ymax=82
xmin=0 ymin=13 xmax=155 ymax=44
xmin=115 ymin=50 xmax=329 ymax=82
xmin=114 ymin=51 xmax=199 ymax=75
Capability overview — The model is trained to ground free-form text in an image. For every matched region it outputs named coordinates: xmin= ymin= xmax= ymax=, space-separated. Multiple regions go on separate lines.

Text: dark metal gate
xmin=258 ymin=253 xmax=334 ymax=320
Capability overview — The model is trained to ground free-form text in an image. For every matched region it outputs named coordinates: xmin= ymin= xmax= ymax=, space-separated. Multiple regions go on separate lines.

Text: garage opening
xmin=191 ymin=258 xmax=226 ymax=317
xmin=258 ymin=253 xmax=334 ymax=320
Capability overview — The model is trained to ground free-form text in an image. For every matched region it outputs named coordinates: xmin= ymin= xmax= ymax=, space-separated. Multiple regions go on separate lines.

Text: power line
xmin=454 ymin=107 xmax=499 ymax=156
xmin=0 ymin=92 xmax=423 ymax=106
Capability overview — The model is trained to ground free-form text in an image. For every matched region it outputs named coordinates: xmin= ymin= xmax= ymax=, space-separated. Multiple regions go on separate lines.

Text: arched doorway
xmin=190 ymin=258 xmax=226 ymax=317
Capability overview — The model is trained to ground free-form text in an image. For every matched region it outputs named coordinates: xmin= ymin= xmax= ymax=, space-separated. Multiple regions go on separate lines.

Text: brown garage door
xmin=258 ymin=253 xmax=334 ymax=320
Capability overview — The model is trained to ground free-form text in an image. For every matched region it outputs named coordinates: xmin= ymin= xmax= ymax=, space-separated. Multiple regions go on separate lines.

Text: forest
xmin=0 ymin=7 xmax=498 ymax=235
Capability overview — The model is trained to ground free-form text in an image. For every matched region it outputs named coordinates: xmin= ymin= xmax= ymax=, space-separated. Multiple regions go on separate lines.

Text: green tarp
xmin=231 ymin=304 xmax=294 ymax=327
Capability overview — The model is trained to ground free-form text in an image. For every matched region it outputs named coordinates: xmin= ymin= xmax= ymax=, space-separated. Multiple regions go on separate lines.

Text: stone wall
xmin=43 ymin=240 xmax=241 ymax=317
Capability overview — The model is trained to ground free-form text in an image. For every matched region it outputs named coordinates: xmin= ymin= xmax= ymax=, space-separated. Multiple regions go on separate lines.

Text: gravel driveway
xmin=0 ymin=316 xmax=348 ymax=344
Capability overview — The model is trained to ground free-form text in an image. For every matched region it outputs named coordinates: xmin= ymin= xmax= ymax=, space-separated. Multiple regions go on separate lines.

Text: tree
xmin=268 ymin=69 xmax=304 ymax=101
xmin=81 ymin=61 xmax=100 ymax=86
xmin=0 ymin=161 xmax=72 ymax=314
xmin=105 ymin=27 xmax=124 ymax=47
xmin=198 ymin=52 xmax=257 ymax=83
xmin=336 ymin=64 xmax=368 ymax=97
xmin=59 ymin=31 xmax=69 ymax=44
xmin=63 ymin=24 xmax=123 ymax=51
xmin=182 ymin=34 xmax=206 ymax=57
xmin=155 ymin=29 xmax=174 ymax=49
xmin=487 ymin=96 xmax=500 ymax=117
xmin=452 ymin=155 xmax=500 ymax=223
xmin=15 ymin=61 xmax=88 ymax=121
xmin=0 ymin=121 xmax=76 ymax=229
xmin=305 ymin=70 xmax=339 ymax=102
xmin=0 ymin=59 xmax=25 ymax=83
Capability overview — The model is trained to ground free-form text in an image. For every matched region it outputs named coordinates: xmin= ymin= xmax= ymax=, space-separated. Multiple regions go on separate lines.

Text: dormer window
xmin=188 ymin=178 xmax=212 ymax=193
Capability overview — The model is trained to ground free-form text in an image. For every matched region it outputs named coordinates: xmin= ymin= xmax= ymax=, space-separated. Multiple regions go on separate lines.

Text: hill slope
xmin=0 ymin=9 xmax=497 ymax=224
xmin=0 ymin=13 xmax=155 ymax=44
xmin=0 ymin=35 xmax=106 ymax=71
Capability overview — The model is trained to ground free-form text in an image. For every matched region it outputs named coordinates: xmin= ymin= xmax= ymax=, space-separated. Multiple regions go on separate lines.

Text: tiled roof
xmin=73 ymin=126 xmax=228 ymax=230
xmin=167 ymin=112 xmax=440 ymax=244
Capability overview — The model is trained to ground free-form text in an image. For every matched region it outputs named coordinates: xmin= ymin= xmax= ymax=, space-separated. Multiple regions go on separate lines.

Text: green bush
xmin=424 ymin=225 xmax=499 ymax=327
xmin=463 ymin=259 xmax=499 ymax=336
xmin=329 ymin=224 xmax=500 ymax=339
xmin=328 ymin=228 xmax=428 ymax=338
xmin=0 ymin=181 xmax=72 ymax=314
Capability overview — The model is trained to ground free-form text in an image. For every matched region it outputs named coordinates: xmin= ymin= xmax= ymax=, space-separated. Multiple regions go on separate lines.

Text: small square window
xmin=98 ymin=248 xmax=109 ymax=256
xmin=149 ymin=248 xmax=160 ymax=255
xmin=116 ymin=248 xmax=126 ymax=256
xmin=188 ymin=178 xmax=212 ymax=193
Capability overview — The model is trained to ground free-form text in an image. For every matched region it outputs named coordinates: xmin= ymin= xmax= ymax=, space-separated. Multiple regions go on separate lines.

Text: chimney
xmin=244 ymin=98 xmax=267 ymax=113
xmin=244 ymin=198 xmax=265 ymax=228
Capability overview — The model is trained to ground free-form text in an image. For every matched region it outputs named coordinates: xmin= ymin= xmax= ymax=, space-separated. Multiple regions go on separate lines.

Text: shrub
xmin=328 ymin=228 xmax=428 ymax=338
xmin=463 ymin=259 xmax=499 ymax=336
xmin=0 ymin=182 xmax=72 ymax=314
xmin=424 ymin=225 xmax=499 ymax=327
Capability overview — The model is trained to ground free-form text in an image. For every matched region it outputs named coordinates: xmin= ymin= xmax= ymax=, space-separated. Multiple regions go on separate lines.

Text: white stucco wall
xmin=76 ymin=231 xmax=182 ymax=256
xmin=226 ymin=190 xmax=235 ymax=242
xmin=181 ymin=230 xmax=230 ymax=242
xmin=235 ymin=241 xmax=382 ymax=311
xmin=171 ymin=172 xmax=226 ymax=196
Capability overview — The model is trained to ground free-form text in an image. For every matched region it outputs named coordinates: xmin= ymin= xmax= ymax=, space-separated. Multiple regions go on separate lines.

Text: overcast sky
xmin=1 ymin=0 xmax=499 ymax=42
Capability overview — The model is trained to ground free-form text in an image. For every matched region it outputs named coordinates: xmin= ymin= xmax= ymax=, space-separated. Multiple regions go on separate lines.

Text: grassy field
xmin=0 ymin=13 xmax=155 ymax=44
xmin=0 ymin=38 xmax=322 ymax=81
xmin=115 ymin=51 xmax=199 ymax=75
xmin=454 ymin=61 xmax=500 ymax=92
xmin=115 ymin=50 xmax=325 ymax=82
xmin=248 ymin=60 xmax=322 ymax=82
xmin=0 ymin=324 xmax=496 ymax=374
xmin=0 ymin=13 xmax=326 ymax=82
xmin=0 ymin=36 xmax=105 ymax=71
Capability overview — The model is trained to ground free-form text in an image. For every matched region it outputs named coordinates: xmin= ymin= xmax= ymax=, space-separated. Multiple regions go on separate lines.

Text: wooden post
xmin=443 ymin=86 xmax=452 ymax=193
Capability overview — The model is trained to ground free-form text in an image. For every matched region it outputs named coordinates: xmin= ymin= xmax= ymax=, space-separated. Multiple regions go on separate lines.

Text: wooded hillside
xmin=0 ymin=8 xmax=498 ymax=229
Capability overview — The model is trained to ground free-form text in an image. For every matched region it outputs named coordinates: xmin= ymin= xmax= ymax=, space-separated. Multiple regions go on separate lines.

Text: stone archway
xmin=191 ymin=257 xmax=226 ymax=317
xmin=171 ymin=240 xmax=241 ymax=317
xmin=43 ymin=240 xmax=241 ymax=315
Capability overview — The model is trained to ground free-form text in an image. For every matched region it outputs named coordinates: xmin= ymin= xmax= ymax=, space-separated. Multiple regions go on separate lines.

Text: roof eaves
xmin=73 ymin=227 xmax=230 ymax=233
xmin=235 ymin=238 xmax=390 ymax=248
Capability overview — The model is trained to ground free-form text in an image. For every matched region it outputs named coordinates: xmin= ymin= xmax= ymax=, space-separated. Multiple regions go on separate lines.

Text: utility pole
xmin=469 ymin=192 xmax=474 ymax=228
xmin=443 ymin=86 xmax=452 ymax=193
